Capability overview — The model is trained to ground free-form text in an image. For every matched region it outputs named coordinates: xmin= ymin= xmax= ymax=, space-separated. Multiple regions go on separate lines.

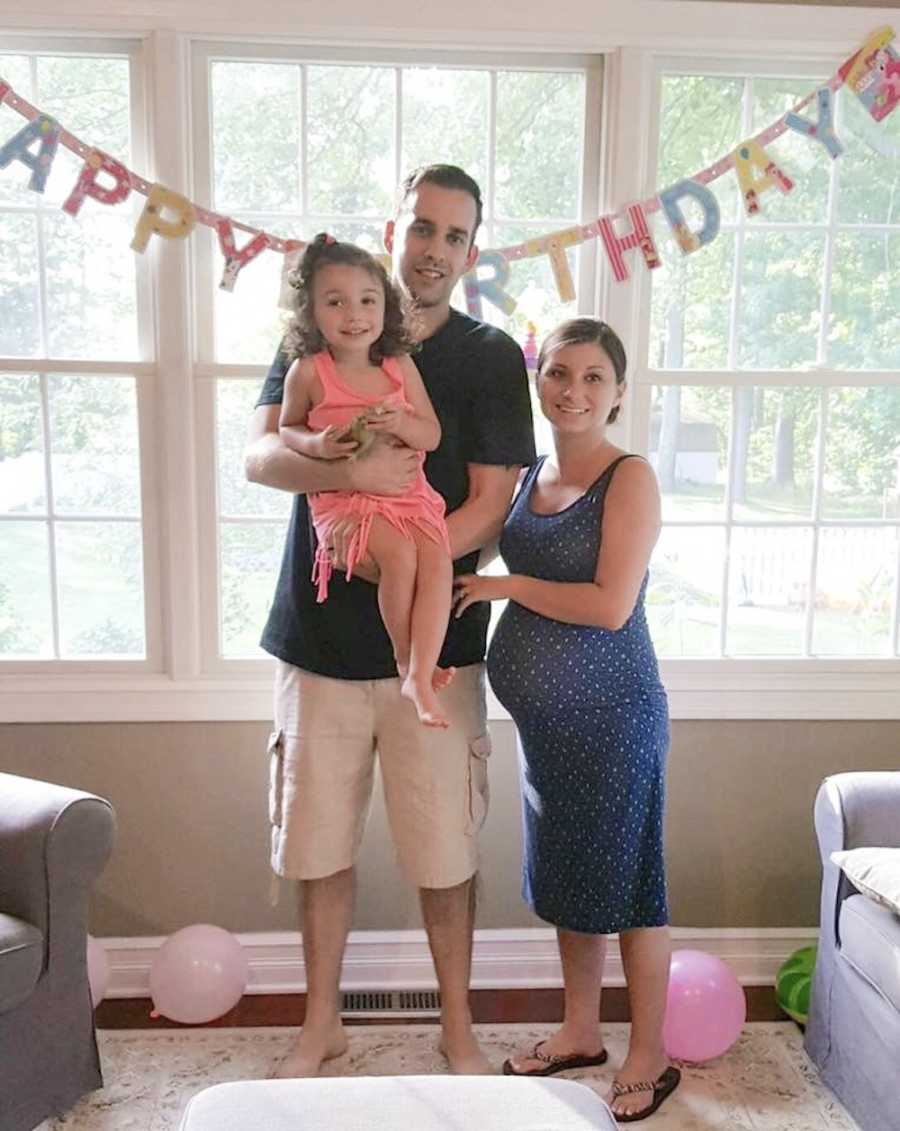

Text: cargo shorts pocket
xmin=267 ymin=729 xmax=285 ymax=827
xmin=466 ymin=733 xmax=492 ymax=834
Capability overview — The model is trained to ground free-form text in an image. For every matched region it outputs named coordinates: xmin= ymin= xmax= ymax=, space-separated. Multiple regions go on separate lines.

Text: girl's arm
xmin=279 ymin=358 xmax=358 ymax=460
xmin=365 ymin=355 xmax=441 ymax=451
xmin=453 ymin=458 xmax=661 ymax=630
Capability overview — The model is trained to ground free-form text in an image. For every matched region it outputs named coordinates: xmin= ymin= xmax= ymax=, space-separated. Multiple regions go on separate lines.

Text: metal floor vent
xmin=341 ymin=990 xmax=442 ymax=1017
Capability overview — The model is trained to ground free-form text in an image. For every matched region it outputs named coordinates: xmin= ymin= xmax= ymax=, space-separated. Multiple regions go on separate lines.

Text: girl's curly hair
xmin=284 ymin=234 xmax=418 ymax=363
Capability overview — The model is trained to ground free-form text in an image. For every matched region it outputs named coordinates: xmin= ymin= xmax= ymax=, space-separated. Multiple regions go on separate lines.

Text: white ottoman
xmin=178 ymin=1076 xmax=618 ymax=1130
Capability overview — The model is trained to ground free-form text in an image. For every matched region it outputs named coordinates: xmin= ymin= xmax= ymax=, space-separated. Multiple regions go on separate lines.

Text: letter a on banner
xmin=216 ymin=218 xmax=271 ymax=291
xmin=464 ymin=251 xmax=517 ymax=318
xmin=131 ymin=184 xmax=196 ymax=252
xmin=597 ymin=204 xmax=661 ymax=283
xmin=0 ymin=114 xmax=61 ymax=193
xmin=784 ymin=88 xmax=844 ymax=159
xmin=62 ymin=150 xmax=132 ymax=217
xmin=733 ymin=140 xmax=794 ymax=216
xmin=658 ymin=179 xmax=721 ymax=255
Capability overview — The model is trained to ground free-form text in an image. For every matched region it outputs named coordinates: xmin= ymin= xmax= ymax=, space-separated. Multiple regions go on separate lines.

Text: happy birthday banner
xmin=0 ymin=25 xmax=897 ymax=318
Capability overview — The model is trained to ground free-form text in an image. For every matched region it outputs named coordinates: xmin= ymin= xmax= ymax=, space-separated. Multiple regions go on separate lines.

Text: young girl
xmin=279 ymin=234 xmax=454 ymax=728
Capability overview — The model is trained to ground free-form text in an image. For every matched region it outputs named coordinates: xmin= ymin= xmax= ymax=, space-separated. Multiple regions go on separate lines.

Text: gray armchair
xmin=805 ymin=771 xmax=900 ymax=1131
xmin=0 ymin=772 xmax=115 ymax=1131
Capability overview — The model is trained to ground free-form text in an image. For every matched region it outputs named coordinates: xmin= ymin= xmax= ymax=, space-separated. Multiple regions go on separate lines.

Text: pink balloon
xmin=149 ymin=924 xmax=248 ymax=1024
xmin=86 ymin=934 xmax=109 ymax=1007
xmin=663 ymin=949 xmax=746 ymax=1062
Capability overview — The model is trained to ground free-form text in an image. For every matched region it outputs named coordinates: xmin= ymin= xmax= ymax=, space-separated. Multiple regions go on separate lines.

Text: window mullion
xmin=393 ymin=67 xmax=402 ymax=192
xmin=147 ymin=29 xmax=203 ymax=680
xmin=38 ymin=373 xmax=61 ymax=660
xmin=804 ymin=389 xmax=828 ymax=656
xmin=300 ymin=63 xmax=308 ymax=220
xmin=486 ymin=70 xmax=497 ymax=245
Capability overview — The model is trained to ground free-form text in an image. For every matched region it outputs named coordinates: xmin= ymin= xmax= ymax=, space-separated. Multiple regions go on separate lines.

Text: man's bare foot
xmin=401 ymin=674 xmax=449 ymax=728
xmin=606 ymin=1049 xmax=670 ymax=1119
xmin=438 ymin=1031 xmax=494 ymax=1075
xmin=272 ymin=1020 xmax=348 ymax=1078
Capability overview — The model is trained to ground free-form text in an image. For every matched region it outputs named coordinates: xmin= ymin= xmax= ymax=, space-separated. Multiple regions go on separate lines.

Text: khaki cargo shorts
xmin=267 ymin=661 xmax=491 ymax=889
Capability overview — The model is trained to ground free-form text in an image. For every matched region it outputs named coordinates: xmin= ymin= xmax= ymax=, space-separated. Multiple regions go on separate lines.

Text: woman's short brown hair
xmin=537 ymin=318 xmax=627 ymax=423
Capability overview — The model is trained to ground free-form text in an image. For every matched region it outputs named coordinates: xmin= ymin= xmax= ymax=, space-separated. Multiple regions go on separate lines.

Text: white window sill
xmin=1 ymin=661 xmax=898 ymax=721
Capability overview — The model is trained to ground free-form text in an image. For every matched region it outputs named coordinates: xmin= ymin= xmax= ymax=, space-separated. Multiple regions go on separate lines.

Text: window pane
xmin=213 ymin=216 xmax=287 ymax=364
xmin=726 ymin=526 xmax=811 ymax=655
xmin=734 ymin=387 xmax=819 ymax=522
xmin=402 ymin=68 xmax=489 ymax=190
xmin=48 ymin=376 xmax=141 ymax=514
xmin=35 ymin=55 xmax=131 ymax=206
xmin=837 ymin=87 xmax=900 ymax=225
xmin=822 ymin=386 xmax=900 ymax=519
xmin=0 ymin=373 xmax=45 ymax=513
xmin=812 ymin=527 xmax=898 ymax=656
xmin=307 ymin=66 xmax=395 ymax=216
xmin=220 ymin=522 xmax=285 ymax=657
xmin=657 ymin=74 xmax=742 ymax=224
xmin=494 ymin=71 xmax=583 ymax=219
xmin=56 ymin=520 xmax=145 ymax=657
xmin=750 ymin=78 xmax=830 ymax=224
xmin=647 ymin=526 xmax=724 ymax=657
xmin=211 ymin=61 xmax=301 ymax=213
xmin=217 ymin=379 xmax=292 ymax=519
xmin=0 ymin=212 xmax=40 ymax=357
xmin=738 ymin=231 xmax=824 ymax=369
xmin=648 ymin=220 xmax=734 ymax=370
xmin=829 ymin=233 xmax=900 ymax=371
xmin=0 ymin=56 xmax=33 ymax=206
xmin=44 ymin=212 xmax=139 ymax=359
xmin=491 ymin=223 xmax=576 ymax=345
xmin=649 ymin=386 xmax=729 ymax=520
xmin=0 ymin=520 xmax=53 ymax=656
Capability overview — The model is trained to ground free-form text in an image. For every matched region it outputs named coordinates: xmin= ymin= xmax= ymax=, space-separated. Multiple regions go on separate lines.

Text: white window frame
xmin=0 ymin=3 xmax=896 ymax=721
xmin=615 ymin=49 xmax=900 ymax=719
xmin=189 ymin=40 xmax=605 ymax=677
xmin=0 ymin=34 xmax=165 ymax=677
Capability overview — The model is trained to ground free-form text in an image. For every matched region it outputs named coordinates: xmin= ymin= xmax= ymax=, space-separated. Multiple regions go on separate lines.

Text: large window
xmin=191 ymin=44 xmax=603 ymax=659
xmin=639 ymin=63 xmax=900 ymax=662
xmin=0 ymin=42 xmax=157 ymax=665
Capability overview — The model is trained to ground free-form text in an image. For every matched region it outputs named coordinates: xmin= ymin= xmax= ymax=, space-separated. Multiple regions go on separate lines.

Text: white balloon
xmin=149 ymin=924 xmax=248 ymax=1024
xmin=86 ymin=934 xmax=110 ymax=1007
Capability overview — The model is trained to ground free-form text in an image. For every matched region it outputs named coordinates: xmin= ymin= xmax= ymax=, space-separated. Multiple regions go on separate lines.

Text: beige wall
xmin=2 ymin=719 xmax=897 ymax=936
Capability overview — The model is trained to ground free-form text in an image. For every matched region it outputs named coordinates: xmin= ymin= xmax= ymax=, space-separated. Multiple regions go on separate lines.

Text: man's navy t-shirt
xmin=255 ymin=309 xmax=537 ymax=680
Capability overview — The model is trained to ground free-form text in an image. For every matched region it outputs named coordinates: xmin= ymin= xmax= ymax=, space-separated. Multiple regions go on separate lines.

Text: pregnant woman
xmin=454 ymin=318 xmax=679 ymax=1122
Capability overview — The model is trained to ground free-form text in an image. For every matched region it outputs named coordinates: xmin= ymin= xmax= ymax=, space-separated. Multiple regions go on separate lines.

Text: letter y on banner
xmin=216 ymin=218 xmax=271 ymax=291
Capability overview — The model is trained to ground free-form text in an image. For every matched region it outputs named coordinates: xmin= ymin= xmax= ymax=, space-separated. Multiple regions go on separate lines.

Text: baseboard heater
xmin=341 ymin=990 xmax=442 ymax=1017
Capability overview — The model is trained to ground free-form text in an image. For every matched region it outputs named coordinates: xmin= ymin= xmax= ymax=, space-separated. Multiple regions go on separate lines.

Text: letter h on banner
xmin=597 ymin=204 xmax=661 ymax=283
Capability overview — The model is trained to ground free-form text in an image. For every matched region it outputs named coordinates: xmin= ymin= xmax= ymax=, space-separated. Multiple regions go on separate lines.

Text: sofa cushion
xmin=0 ymin=913 xmax=44 ymax=1013
xmin=832 ymin=847 xmax=900 ymax=915
xmin=839 ymin=893 xmax=900 ymax=1014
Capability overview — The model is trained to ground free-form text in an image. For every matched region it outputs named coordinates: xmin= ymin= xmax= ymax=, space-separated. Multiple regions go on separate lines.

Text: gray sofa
xmin=0 ymin=772 xmax=115 ymax=1131
xmin=805 ymin=771 xmax=900 ymax=1131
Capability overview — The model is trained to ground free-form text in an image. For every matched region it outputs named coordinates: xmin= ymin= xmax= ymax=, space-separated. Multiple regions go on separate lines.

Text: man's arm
xmin=444 ymin=463 xmax=520 ymax=562
xmin=244 ymin=404 xmax=419 ymax=496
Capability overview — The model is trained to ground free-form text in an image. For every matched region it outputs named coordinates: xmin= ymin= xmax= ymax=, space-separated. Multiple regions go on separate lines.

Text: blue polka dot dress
xmin=487 ymin=455 xmax=669 ymax=935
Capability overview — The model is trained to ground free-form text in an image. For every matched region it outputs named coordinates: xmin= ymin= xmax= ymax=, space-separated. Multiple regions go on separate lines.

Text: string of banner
xmin=0 ymin=25 xmax=897 ymax=319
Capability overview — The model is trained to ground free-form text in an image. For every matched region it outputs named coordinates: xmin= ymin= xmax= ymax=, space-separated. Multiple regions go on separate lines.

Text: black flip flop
xmin=502 ymin=1039 xmax=609 ymax=1077
xmin=609 ymin=1065 xmax=681 ymax=1123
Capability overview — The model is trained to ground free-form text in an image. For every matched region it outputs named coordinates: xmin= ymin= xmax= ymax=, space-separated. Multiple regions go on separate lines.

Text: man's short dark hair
xmin=397 ymin=164 xmax=484 ymax=243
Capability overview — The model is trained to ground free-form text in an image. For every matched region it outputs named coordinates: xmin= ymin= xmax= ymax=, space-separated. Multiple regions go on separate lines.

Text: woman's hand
xmin=453 ymin=573 xmax=513 ymax=618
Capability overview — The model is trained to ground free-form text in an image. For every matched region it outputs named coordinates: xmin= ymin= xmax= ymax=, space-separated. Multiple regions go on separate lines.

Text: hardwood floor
xmin=96 ymin=985 xmax=780 ymax=1028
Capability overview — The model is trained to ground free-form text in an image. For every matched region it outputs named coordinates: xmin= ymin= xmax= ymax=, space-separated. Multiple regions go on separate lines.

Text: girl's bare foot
xmin=401 ymin=674 xmax=449 ymax=728
xmin=432 ymin=665 xmax=456 ymax=691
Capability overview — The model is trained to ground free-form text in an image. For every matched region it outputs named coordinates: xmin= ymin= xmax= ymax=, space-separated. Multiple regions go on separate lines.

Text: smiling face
xmin=385 ymin=182 xmax=480 ymax=314
xmin=537 ymin=341 xmax=625 ymax=435
xmin=311 ymin=263 xmax=386 ymax=360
